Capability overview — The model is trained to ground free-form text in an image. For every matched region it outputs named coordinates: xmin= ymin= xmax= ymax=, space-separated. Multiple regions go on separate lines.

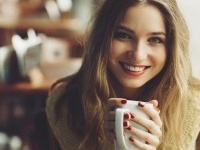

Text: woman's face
xmin=108 ymin=4 xmax=167 ymax=89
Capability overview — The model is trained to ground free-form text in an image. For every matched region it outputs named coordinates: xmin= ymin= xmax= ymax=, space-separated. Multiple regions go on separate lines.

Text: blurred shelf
xmin=0 ymin=14 xmax=81 ymax=38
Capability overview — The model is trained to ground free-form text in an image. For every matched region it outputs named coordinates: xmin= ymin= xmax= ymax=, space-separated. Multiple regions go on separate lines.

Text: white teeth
xmin=124 ymin=64 xmax=145 ymax=72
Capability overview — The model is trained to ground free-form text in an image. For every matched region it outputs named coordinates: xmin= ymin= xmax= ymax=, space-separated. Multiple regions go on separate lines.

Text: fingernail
xmin=129 ymin=137 xmax=134 ymax=142
xmin=121 ymin=99 xmax=127 ymax=104
xmin=127 ymin=126 xmax=131 ymax=130
xmin=123 ymin=121 xmax=128 ymax=127
xmin=138 ymin=102 xmax=144 ymax=107
xmin=124 ymin=113 xmax=130 ymax=119
xmin=130 ymin=113 xmax=134 ymax=118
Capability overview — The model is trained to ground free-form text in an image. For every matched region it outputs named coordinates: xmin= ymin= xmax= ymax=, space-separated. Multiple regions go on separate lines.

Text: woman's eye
xmin=114 ymin=32 xmax=132 ymax=40
xmin=148 ymin=37 xmax=164 ymax=45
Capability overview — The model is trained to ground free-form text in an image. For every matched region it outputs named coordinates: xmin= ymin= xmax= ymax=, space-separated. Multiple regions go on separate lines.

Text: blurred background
xmin=177 ymin=0 xmax=200 ymax=79
xmin=0 ymin=0 xmax=199 ymax=150
xmin=0 ymin=0 xmax=94 ymax=149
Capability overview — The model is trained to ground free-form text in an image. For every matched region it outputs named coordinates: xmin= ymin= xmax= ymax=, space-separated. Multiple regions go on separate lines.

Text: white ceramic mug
xmin=114 ymin=100 xmax=153 ymax=150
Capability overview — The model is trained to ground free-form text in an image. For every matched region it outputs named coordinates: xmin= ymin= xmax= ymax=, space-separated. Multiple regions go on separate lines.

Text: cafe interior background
xmin=0 ymin=0 xmax=199 ymax=150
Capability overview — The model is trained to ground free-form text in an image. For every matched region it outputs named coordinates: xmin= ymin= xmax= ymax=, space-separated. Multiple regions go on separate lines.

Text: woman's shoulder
xmin=47 ymin=75 xmax=75 ymax=104
xmin=185 ymin=77 xmax=200 ymax=148
xmin=48 ymin=81 xmax=67 ymax=102
xmin=45 ymin=77 xmax=83 ymax=149
xmin=45 ymin=76 xmax=73 ymax=120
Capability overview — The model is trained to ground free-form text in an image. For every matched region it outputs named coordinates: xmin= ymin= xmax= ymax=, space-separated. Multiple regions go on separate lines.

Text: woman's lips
xmin=119 ymin=62 xmax=150 ymax=76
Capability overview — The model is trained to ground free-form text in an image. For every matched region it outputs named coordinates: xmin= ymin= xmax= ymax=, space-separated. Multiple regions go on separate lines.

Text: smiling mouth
xmin=119 ymin=62 xmax=151 ymax=73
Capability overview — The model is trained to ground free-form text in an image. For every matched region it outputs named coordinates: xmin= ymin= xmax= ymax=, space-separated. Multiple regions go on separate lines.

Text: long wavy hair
xmin=54 ymin=0 xmax=192 ymax=149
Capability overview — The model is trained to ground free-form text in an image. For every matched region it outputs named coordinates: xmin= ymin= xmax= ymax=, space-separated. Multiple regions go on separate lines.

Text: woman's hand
xmin=126 ymin=100 xmax=162 ymax=150
xmin=103 ymin=98 xmax=162 ymax=150
xmin=104 ymin=98 xmax=127 ymax=142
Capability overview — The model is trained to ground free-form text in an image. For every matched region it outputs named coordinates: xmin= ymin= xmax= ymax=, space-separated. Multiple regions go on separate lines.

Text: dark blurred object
xmin=0 ymin=93 xmax=61 ymax=150
xmin=0 ymin=46 xmax=22 ymax=84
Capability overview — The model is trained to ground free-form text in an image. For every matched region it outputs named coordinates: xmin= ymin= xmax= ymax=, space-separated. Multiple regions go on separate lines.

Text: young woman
xmin=46 ymin=0 xmax=200 ymax=149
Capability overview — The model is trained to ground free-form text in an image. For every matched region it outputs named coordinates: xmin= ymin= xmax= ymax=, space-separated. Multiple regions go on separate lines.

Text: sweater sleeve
xmin=190 ymin=87 xmax=200 ymax=150
xmin=45 ymin=83 xmax=83 ymax=150
xmin=166 ymin=85 xmax=200 ymax=150
xmin=194 ymin=89 xmax=200 ymax=150
xmin=187 ymin=87 xmax=200 ymax=150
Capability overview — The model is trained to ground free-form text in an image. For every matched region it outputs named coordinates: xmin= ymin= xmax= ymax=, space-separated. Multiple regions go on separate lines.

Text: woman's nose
xmin=127 ymin=41 xmax=147 ymax=61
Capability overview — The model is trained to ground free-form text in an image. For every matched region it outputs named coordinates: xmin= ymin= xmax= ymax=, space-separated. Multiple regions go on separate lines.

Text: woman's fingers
xmin=107 ymin=98 xmax=127 ymax=110
xmin=104 ymin=110 xmax=115 ymax=121
xmin=138 ymin=102 xmax=162 ymax=129
xmin=129 ymin=115 xmax=162 ymax=138
xmin=104 ymin=98 xmax=127 ymax=120
xmin=126 ymin=126 xmax=160 ymax=147
xmin=104 ymin=119 xmax=115 ymax=142
xmin=104 ymin=98 xmax=127 ymax=142
xmin=125 ymin=101 xmax=162 ymax=149
xmin=148 ymin=100 xmax=158 ymax=107
xmin=129 ymin=135 xmax=157 ymax=150
xmin=148 ymin=100 xmax=160 ymax=114
xmin=125 ymin=102 xmax=162 ymax=138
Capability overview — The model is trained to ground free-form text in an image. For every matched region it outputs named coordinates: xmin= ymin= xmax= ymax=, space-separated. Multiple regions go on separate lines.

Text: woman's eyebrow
xmin=151 ymin=32 xmax=166 ymax=36
xmin=117 ymin=25 xmax=134 ymax=34
xmin=117 ymin=25 xmax=166 ymax=36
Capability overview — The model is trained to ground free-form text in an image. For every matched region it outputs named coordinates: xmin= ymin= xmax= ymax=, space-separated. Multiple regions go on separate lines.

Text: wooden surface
xmin=0 ymin=80 xmax=53 ymax=96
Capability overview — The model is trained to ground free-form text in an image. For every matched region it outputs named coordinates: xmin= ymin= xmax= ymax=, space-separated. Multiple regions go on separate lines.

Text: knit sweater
xmin=46 ymin=83 xmax=200 ymax=150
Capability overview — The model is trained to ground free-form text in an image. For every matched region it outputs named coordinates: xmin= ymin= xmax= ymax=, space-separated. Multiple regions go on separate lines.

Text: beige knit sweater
xmin=46 ymin=83 xmax=200 ymax=150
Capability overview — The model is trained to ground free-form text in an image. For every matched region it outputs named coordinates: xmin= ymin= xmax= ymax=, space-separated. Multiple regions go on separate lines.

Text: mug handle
xmin=115 ymin=108 xmax=129 ymax=150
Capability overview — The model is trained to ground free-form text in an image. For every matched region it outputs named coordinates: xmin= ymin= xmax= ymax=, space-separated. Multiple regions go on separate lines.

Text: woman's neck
xmin=111 ymin=79 xmax=146 ymax=101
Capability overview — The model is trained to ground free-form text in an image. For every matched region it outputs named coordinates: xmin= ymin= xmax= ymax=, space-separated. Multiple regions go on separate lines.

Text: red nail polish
xmin=123 ymin=121 xmax=128 ymax=127
xmin=130 ymin=113 xmax=134 ymax=118
xmin=124 ymin=114 xmax=129 ymax=119
xmin=121 ymin=99 xmax=127 ymax=104
xmin=127 ymin=126 xmax=131 ymax=130
xmin=129 ymin=137 xmax=134 ymax=142
xmin=138 ymin=102 xmax=144 ymax=107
